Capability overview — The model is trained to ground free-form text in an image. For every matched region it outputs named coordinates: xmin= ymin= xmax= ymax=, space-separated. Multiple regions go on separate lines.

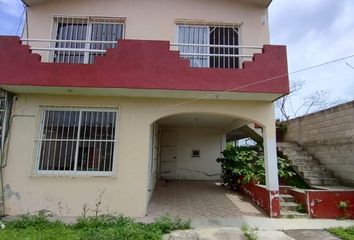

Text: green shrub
xmin=216 ymin=146 xmax=294 ymax=188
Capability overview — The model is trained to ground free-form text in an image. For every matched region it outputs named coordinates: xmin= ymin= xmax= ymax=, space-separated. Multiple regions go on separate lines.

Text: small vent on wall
xmin=192 ymin=149 xmax=200 ymax=158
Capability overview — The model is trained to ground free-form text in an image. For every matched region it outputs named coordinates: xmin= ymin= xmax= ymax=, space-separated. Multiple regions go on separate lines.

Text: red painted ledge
xmin=240 ymin=183 xmax=280 ymax=218
xmin=0 ymin=36 xmax=289 ymax=94
xmin=281 ymin=186 xmax=354 ymax=219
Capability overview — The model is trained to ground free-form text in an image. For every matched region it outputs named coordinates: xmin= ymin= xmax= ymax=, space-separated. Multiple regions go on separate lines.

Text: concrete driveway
xmin=147 ymin=180 xmax=265 ymax=218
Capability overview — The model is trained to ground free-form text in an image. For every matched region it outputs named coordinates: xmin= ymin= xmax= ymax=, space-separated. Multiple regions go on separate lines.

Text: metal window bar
xmin=36 ymin=107 xmax=118 ymax=176
xmin=174 ymin=24 xmax=262 ymax=69
xmin=22 ymin=16 xmax=124 ymax=64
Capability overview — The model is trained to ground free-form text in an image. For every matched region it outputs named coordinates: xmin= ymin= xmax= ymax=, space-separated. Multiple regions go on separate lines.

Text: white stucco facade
xmin=0 ymin=0 xmax=283 ymax=218
xmin=3 ymin=94 xmax=277 ymax=217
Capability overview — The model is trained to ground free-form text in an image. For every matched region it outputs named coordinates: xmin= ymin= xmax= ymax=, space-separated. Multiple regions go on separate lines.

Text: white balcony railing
xmin=21 ymin=38 xmax=117 ymax=64
xmin=21 ymin=39 xmax=262 ymax=68
xmin=170 ymin=43 xmax=263 ymax=69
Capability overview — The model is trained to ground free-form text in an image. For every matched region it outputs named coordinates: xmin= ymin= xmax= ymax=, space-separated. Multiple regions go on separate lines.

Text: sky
xmin=0 ymin=0 xmax=24 ymax=36
xmin=0 ymin=0 xmax=353 ymax=115
xmin=269 ymin=0 xmax=354 ymax=116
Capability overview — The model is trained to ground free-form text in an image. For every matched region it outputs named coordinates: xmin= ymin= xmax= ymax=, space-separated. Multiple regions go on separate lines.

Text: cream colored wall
xmin=3 ymin=94 xmax=276 ymax=217
xmin=173 ymin=127 xmax=223 ymax=180
xmin=25 ymin=0 xmax=269 ymax=59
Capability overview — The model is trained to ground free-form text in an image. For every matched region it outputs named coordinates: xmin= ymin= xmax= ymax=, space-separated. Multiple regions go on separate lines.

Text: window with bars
xmin=52 ymin=16 xmax=125 ymax=64
xmin=36 ymin=108 xmax=118 ymax=176
xmin=177 ymin=25 xmax=239 ymax=68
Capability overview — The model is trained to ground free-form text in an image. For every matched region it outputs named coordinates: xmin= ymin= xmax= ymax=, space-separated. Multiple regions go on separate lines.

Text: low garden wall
xmin=307 ymin=190 xmax=354 ymax=219
xmin=239 ymin=183 xmax=280 ymax=218
xmin=240 ymin=185 xmax=354 ymax=219
xmin=279 ymin=186 xmax=354 ymax=219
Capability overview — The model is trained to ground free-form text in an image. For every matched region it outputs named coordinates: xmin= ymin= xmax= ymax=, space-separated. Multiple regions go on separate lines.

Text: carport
xmin=147 ymin=180 xmax=265 ymax=218
xmin=146 ymin=112 xmax=275 ymax=218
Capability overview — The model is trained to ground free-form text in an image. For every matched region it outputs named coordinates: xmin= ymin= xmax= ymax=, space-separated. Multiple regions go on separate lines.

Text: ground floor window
xmin=36 ymin=107 xmax=118 ymax=176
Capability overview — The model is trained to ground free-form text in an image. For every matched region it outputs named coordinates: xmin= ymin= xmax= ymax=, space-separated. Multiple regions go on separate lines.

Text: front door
xmin=159 ymin=130 xmax=177 ymax=179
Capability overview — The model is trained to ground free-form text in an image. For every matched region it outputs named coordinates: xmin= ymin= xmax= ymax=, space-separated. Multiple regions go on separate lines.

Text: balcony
xmin=22 ymin=38 xmax=263 ymax=69
xmin=0 ymin=36 xmax=289 ymax=101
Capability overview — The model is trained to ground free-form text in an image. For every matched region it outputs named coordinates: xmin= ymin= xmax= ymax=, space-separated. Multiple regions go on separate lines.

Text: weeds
xmin=295 ymin=203 xmax=306 ymax=213
xmin=241 ymin=224 xmax=258 ymax=240
xmin=328 ymin=226 xmax=354 ymax=240
xmin=0 ymin=213 xmax=191 ymax=240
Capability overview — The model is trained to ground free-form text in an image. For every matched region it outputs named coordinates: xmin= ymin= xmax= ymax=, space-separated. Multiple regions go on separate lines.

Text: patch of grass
xmin=241 ymin=224 xmax=258 ymax=240
xmin=0 ymin=214 xmax=191 ymax=240
xmin=295 ymin=203 xmax=307 ymax=213
xmin=328 ymin=226 xmax=354 ymax=240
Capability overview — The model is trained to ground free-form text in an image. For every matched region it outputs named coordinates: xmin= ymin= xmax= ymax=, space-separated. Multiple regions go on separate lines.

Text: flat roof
xmin=22 ymin=0 xmax=272 ymax=7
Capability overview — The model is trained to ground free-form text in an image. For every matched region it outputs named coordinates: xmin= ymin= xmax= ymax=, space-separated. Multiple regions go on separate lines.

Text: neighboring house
xmin=0 ymin=0 xmax=289 ymax=217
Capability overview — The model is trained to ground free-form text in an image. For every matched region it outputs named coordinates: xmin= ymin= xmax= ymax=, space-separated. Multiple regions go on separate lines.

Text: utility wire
xmin=161 ymin=53 xmax=354 ymax=110
xmin=14 ymin=4 xmax=26 ymax=36
xmin=345 ymin=62 xmax=354 ymax=69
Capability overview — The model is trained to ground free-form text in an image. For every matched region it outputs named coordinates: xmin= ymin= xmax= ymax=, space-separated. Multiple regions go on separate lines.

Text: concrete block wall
xmin=284 ymin=101 xmax=354 ymax=186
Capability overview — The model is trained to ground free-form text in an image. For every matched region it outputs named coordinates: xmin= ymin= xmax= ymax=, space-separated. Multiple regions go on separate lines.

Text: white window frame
xmin=176 ymin=25 xmax=210 ymax=68
xmin=34 ymin=106 xmax=119 ymax=177
xmin=50 ymin=15 xmax=126 ymax=63
xmin=175 ymin=23 xmax=241 ymax=68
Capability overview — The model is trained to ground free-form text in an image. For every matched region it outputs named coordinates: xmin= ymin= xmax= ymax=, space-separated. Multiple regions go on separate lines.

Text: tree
xmin=276 ymin=79 xmax=346 ymax=120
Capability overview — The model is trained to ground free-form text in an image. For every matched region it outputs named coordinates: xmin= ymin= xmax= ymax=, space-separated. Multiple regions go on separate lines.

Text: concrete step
xmin=279 ymin=194 xmax=295 ymax=202
xmin=293 ymin=155 xmax=313 ymax=161
xmin=277 ymin=142 xmax=300 ymax=148
xmin=278 ymin=141 xmax=341 ymax=188
xmin=280 ymin=210 xmax=308 ymax=219
xmin=305 ymin=177 xmax=340 ymax=186
xmin=292 ymin=159 xmax=314 ymax=166
xmin=296 ymin=165 xmax=326 ymax=172
xmin=280 ymin=202 xmax=298 ymax=211
xmin=302 ymin=170 xmax=332 ymax=178
xmin=281 ymin=150 xmax=309 ymax=156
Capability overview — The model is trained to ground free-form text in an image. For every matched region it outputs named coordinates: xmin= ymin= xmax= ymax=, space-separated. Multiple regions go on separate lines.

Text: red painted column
xmin=269 ymin=190 xmax=280 ymax=217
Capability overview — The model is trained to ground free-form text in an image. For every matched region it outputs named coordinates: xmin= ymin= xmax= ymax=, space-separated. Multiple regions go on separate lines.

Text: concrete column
xmin=263 ymin=126 xmax=279 ymax=191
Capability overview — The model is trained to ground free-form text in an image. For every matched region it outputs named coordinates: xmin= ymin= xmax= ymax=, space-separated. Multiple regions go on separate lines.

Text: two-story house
xmin=0 ymin=0 xmax=289 ymax=218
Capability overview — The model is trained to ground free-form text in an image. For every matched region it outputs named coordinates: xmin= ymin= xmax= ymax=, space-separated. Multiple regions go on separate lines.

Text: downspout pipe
xmin=0 ymin=92 xmax=14 ymax=169
xmin=0 ymin=93 xmax=36 ymax=215
xmin=0 ymin=91 xmax=13 ymax=216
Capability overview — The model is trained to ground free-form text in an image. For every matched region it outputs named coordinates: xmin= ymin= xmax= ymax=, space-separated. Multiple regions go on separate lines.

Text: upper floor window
xmin=52 ymin=16 xmax=125 ymax=64
xmin=35 ymin=107 xmax=118 ymax=176
xmin=176 ymin=24 xmax=240 ymax=68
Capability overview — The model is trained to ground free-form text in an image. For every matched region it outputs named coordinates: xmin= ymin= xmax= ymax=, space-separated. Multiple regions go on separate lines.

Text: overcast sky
xmin=269 ymin=0 xmax=354 ymax=105
xmin=0 ymin=0 xmax=353 ymax=112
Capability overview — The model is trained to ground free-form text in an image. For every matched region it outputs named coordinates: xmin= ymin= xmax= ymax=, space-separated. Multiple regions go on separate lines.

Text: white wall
xmin=24 ymin=0 xmax=270 ymax=61
xmin=173 ymin=127 xmax=224 ymax=180
xmin=26 ymin=0 xmax=269 ymax=44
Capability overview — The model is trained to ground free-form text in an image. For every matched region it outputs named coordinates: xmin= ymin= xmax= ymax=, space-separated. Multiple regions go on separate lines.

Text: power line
xmin=14 ymin=3 xmax=26 ymax=36
xmin=161 ymin=53 xmax=354 ymax=110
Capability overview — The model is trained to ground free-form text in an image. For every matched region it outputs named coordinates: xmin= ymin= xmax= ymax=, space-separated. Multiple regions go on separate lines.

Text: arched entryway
xmin=145 ymin=111 xmax=278 ymax=218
